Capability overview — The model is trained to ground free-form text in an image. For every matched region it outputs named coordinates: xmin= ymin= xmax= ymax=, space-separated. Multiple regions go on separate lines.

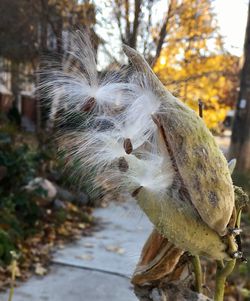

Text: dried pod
xmin=123 ymin=45 xmax=235 ymax=259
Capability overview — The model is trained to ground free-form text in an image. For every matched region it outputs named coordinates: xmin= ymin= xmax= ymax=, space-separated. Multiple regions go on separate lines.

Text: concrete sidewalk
xmin=0 ymin=201 xmax=153 ymax=301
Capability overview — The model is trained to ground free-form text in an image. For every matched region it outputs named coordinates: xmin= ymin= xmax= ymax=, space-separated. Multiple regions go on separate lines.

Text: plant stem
xmin=8 ymin=258 xmax=16 ymax=301
xmin=192 ymin=255 xmax=202 ymax=293
xmin=214 ymin=259 xmax=236 ymax=301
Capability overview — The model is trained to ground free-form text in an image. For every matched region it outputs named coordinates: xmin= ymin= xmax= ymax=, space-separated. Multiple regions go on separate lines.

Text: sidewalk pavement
xmin=0 ymin=200 xmax=153 ymax=301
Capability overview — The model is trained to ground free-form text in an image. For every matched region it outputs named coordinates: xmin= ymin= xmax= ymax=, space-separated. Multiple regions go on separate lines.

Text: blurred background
xmin=0 ymin=0 xmax=250 ymax=300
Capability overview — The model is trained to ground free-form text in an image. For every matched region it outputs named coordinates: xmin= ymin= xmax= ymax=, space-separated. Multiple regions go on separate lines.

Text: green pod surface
xmin=136 ymin=188 xmax=228 ymax=260
xmin=123 ymin=44 xmax=235 ymax=258
xmin=154 ymin=105 xmax=234 ymax=236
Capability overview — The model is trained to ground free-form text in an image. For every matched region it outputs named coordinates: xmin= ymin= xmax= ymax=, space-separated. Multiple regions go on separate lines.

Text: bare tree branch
xmin=151 ymin=0 xmax=176 ymax=67
xmin=161 ymin=70 xmax=238 ymax=86
xmin=129 ymin=0 xmax=142 ymax=49
xmin=143 ymin=0 xmax=153 ymax=56
xmin=125 ymin=0 xmax=130 ymax=42
xmin=114 ymin=0 xmax=125 ymax=43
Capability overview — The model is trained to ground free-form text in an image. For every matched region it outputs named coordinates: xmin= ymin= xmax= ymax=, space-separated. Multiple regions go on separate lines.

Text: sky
xmin=96 ymin=0 xmax=249 ymax=68
xmin=155 ymin=0 xmax=249 ymax=57
xmin=213 ymin=0 xmax=248 ymax=56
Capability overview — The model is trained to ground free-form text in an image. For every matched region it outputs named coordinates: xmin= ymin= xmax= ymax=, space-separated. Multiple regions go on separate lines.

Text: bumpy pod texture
xmin=40 ymin=31 xmax=235 ymax=260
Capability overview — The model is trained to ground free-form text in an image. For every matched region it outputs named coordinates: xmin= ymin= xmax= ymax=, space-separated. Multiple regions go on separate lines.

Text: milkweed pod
xmin=123 ymin=44 xmax=235 ymax=237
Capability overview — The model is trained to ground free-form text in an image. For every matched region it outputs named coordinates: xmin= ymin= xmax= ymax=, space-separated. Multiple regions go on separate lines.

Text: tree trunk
xmin=10 ymin=61 xmax=20 ymax=106
xmin=36 ymin=0 xmax=50 ymax=130
xmin=229 ymin=1 xmax=250 ymax=171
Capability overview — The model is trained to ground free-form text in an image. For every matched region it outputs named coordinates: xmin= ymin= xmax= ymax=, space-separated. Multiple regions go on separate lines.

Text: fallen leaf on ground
xmin=78 ymin=223 xmax=86 ymax=229
xmin=105 ymin=245 xmax=125 ymax=255
xmin=83 ymin=242 xmax=94 ymax=248
xmin=34 ymin=263 xmax=48 ymax=276
xmin=75 ymin=254 xmax=94 ymax=261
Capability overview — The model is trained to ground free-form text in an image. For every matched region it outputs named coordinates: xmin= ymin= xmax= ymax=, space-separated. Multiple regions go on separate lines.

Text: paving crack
xmin=52 ymin=260 xmax=131 ymax=280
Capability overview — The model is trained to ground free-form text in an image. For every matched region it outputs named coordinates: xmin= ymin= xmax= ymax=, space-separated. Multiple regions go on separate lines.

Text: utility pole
xmin=229 ymin=1 xmax=250 ymax=172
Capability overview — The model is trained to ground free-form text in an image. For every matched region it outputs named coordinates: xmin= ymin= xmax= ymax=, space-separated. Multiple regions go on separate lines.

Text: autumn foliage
xmin=153 ymin=0 xmax=239 ymax=130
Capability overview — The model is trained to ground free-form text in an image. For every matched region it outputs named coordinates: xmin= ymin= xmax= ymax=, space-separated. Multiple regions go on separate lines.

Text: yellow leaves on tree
xmin=154 ymin=0 xmax=239 ymax=130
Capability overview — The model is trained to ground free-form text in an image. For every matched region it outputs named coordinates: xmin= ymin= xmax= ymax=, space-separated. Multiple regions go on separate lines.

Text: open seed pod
xmin=123 ymin=45 xmax=235 ymax=260
xmin=131 ymin=228 xmax=185 ymax=286
xmin=42 ymin=32 xmax=236 ymax=262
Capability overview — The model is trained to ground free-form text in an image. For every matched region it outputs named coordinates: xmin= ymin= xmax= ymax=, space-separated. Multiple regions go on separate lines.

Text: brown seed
xmin=132 ymin=186 xmax=143 ymax=197
xmin=123 ymin=138 xmax=133 ymax=154
xmin=118 ymin=157 xmax=129 ymax=172
xmin=198 ymin=99 xmax=203 ymax=118
xmin=82 ymin=97 xmax=96 ymax=112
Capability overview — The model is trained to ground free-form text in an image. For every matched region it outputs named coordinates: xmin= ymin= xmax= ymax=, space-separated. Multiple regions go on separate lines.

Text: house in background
xmin=20 ymin=90 xmax=37 ymax=132
xmin=0 ymin=83 xmax=13 ymax=113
